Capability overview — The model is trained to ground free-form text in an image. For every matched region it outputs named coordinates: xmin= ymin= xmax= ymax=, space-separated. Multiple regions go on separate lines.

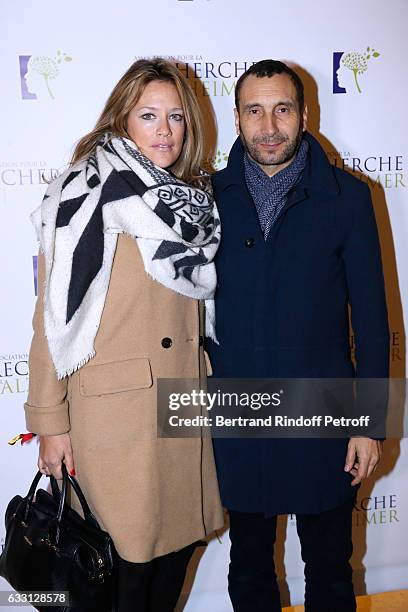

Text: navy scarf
xmin=244 ymin=139 xmax=309 ymax=239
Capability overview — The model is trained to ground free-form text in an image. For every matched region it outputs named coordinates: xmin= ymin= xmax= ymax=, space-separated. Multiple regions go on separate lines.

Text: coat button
xmin=245 ymin=238 xmax=255 ymax=248
xmin=161 ymin=337 xmax=172 ymax=349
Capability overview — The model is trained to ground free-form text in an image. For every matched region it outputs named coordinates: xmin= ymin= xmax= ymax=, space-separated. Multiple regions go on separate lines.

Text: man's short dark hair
xmin=235 ymin=59 xmax=304 ymax=112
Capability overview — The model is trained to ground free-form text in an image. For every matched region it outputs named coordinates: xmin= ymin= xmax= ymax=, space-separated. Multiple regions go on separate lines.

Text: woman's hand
xmin=38 ymin=433 xmax=75 ymax=479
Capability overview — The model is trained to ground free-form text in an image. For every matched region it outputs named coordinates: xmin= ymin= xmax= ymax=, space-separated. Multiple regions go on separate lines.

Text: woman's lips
xmin=153 ymin=143 xmax=173 ymax=150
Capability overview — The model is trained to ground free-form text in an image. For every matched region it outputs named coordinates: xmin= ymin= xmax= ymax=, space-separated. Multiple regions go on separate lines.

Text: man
xmin=207 ymin=60 xmax=389 ymax=612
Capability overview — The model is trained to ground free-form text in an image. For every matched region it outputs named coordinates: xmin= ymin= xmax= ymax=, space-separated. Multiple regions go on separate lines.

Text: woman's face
xmin=126 ymin=80 xmax=185 ymax=169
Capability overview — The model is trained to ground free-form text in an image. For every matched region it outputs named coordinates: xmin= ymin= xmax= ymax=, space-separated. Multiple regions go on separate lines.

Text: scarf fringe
xmin=56 ymin=350 xmax=96 ymax=381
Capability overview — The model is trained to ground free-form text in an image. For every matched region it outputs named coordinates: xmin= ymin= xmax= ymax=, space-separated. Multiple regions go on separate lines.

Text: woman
xmin=24 ymin=58 xmax=223 ymax=611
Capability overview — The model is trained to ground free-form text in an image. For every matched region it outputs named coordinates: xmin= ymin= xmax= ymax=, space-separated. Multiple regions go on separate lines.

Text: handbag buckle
xmin=91 ymin=556 xmax=106 ymax=583
xmin=40 ymin=537 xmax=58 ymax=551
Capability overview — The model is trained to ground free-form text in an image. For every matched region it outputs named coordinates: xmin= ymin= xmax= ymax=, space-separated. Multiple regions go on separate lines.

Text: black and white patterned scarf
xmin=31 ymin=134 xmax=221 ymax=379
xmin=244 ymin=139 xmax=309 ymax=239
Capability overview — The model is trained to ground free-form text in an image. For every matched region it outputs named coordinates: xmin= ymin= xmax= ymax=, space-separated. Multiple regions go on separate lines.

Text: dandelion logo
xmin=333 ymin=46 xmax=380 ymax=94
xmin=19 ymin=50 xmax=72 ymax=100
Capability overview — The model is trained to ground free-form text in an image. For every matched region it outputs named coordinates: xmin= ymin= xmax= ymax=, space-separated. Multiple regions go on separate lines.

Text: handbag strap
xmin=24 ymin=465 xmax=100 ymax=538
xmin=25 ymin=469 xmax=45 ymax=505
xmin=51 ymin=465 xmax=99 ymax=528
xmin=22 ymin=467 xmax=66 ymax=545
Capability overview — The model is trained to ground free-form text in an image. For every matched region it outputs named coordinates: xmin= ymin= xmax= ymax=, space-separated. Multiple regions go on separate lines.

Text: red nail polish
xmin=70 ymin=468 xmax=76 ymax=476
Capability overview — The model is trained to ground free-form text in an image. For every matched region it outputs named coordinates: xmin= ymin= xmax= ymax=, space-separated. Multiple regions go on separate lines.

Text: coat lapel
xmin=215 ymin=140 xmax=265 ymax=241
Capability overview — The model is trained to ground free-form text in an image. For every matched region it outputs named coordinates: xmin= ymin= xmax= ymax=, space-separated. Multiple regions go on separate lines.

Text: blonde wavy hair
xmin=71 ymin=58 xmax=205 ymax=185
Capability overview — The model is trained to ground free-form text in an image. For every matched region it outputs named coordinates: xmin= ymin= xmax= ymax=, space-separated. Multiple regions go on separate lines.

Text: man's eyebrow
xmin=276 ymin=100 xmax=296 ymax=108
xmin=243 ymin=100 xmax=296 ymax=111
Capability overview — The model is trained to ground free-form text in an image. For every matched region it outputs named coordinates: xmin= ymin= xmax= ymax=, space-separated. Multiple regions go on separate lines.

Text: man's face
xmin=234 ymin=73 xmax=308 ymax=176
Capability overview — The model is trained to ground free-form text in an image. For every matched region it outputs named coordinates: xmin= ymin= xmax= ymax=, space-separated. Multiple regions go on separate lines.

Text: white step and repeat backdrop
xmin=1 ymin=1 xmax=407 ymax=610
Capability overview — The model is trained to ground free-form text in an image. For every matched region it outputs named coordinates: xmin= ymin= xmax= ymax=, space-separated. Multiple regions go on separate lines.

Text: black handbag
xmin=0 ymin=464 xmax=116 ymax=611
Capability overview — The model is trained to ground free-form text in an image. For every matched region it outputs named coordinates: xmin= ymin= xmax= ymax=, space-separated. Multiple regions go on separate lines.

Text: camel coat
xmin=25 ymin=234 xmax=224 ymax=562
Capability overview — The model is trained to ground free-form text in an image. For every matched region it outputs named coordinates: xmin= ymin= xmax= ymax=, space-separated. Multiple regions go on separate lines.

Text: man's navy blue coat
xmin=207 ymin=132 xmax=390 ymax=515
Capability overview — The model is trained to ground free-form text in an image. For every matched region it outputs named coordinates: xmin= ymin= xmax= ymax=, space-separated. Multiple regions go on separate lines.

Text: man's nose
xmin=262 ymin=112 xmax=278 ymax=134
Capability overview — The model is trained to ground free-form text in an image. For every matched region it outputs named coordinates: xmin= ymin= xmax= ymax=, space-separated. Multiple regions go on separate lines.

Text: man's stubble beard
xmin=240 ymin=121 xmax=304 ymax=169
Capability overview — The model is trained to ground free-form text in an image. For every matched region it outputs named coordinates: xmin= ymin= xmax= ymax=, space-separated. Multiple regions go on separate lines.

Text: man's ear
xmin=302 ymin=104 xmax=308 ymax=132
xmin=234 ymin=108 xmax=240 ymax=135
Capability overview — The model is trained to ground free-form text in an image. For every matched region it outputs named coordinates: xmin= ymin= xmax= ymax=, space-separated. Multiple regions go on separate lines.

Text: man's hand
xmin=38 ymin=433 xmax=75 ymax=479
xmin=344 ymin=437 xmax=383 ymax=486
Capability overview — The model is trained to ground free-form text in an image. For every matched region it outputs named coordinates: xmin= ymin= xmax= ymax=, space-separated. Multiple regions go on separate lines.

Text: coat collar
xmin=215 ymin=131 xmax=340 ymax=197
